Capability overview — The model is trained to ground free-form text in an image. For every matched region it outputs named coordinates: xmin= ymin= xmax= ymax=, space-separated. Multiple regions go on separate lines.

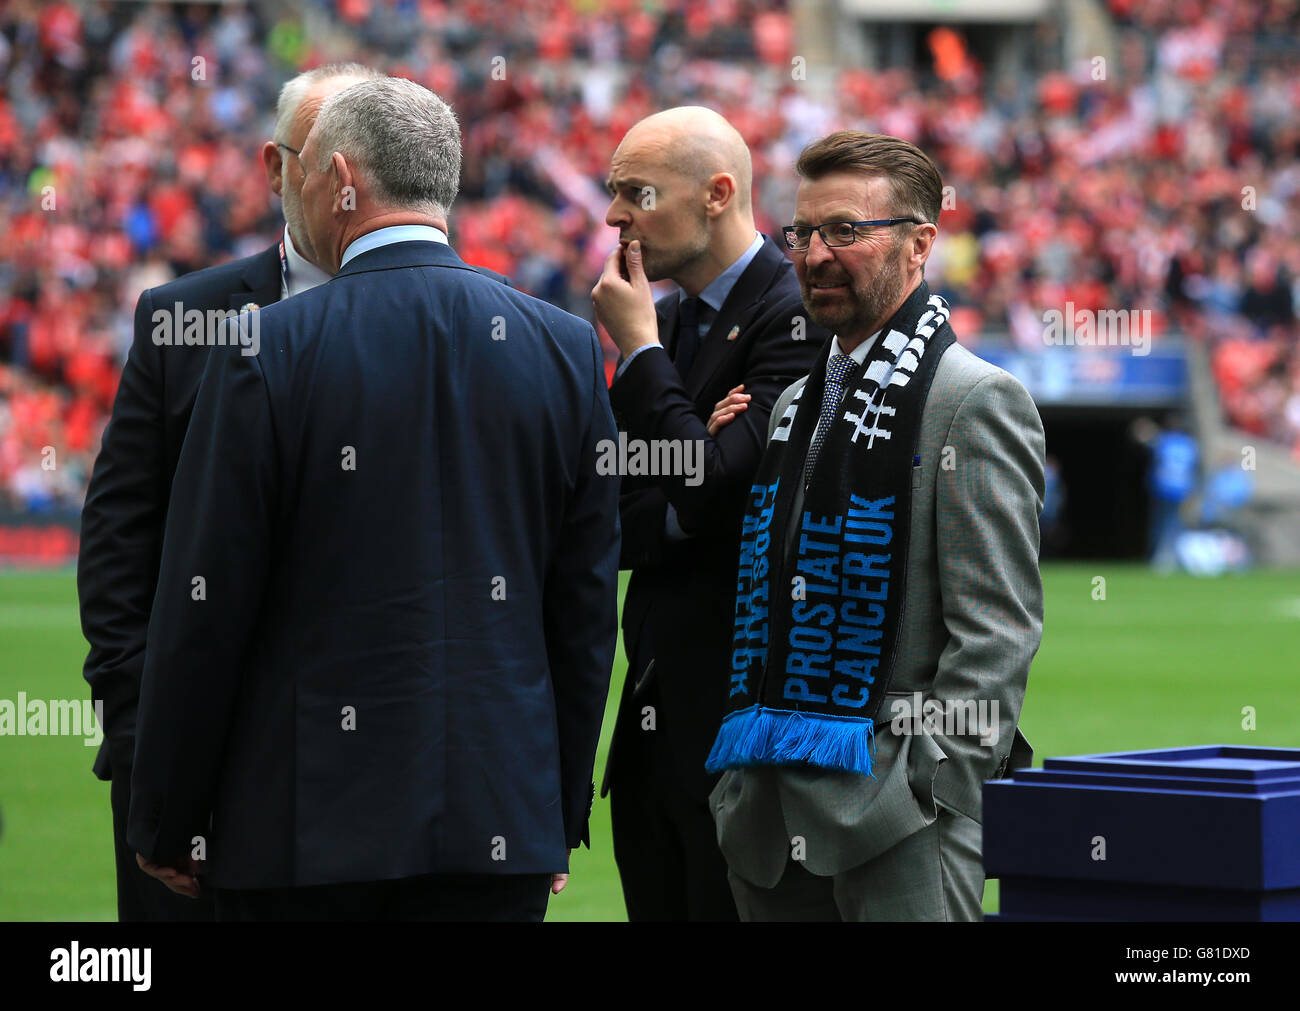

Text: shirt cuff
xmin=612 ymin=343 xmax=664 ymax=384
xmin=664 ymin=505 xmax=690 ymax=542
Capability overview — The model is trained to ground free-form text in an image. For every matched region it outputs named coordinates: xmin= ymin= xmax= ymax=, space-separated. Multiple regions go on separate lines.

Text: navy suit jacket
xmin=125 ymin=240 xmax=619 ymax=888
xmin=79 ymin=244 xmax=282 ymax=783
xmin=79 ymin=244 xmax=511 ymax=784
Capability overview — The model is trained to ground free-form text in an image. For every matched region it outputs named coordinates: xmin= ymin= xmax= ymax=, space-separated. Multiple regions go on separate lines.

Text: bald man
xmin=592 ymin=106 xmax=830 ymax=921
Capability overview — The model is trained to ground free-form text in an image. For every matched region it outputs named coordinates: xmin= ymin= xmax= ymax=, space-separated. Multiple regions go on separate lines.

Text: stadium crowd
xmin=1 ymin=0 xmax=1297 ymax=512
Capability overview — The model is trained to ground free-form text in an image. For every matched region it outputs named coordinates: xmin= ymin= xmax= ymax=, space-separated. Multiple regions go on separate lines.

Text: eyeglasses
xmin=783 ymin=218 xmax=925 ymax=251
xmin=276 ymin=142 xmax=301 ymax=156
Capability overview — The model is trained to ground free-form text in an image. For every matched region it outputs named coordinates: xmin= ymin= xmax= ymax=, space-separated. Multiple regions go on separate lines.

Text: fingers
xmin=594 ymin=245 xmax=623 ymax=292
xmin=624 ymin=240 xmax=646 ymax=284
xmin=550 ymin=873 xmax=568 ymax=895
xmin=160 ymin=873 xmax=201 ymax=899
xmin=707 ymin=387 xmax=750 ymax=435
xmin=136 ymin=852 xmax=202 ymax=899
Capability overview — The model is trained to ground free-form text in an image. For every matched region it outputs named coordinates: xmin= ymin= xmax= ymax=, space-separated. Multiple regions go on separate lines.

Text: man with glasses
xmin=78 ymin=63 xmax=383 ymax=922
xmin=705 ymin=131 xmax=1045 ymax=921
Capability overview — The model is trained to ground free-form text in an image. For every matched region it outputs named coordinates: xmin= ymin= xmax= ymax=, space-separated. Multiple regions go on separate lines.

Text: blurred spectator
xmin=1140 ymin=415 xmax=1201 ymax=571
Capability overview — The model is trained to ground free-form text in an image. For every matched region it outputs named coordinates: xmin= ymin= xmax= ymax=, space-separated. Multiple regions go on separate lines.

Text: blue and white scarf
xmin=706 ymin=283 xmax=954 ymax=777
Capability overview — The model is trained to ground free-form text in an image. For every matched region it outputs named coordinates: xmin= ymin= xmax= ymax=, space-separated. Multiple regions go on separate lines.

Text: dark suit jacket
xmin=79 ymin=244 xmax=511 ymax=784
xmin=603 ymin=234 xmax=829 ymax=800
xmin=125 ymin=240 xmax=618 ymax=889
xmin=79 ymin=243 xmax=282 ymax=783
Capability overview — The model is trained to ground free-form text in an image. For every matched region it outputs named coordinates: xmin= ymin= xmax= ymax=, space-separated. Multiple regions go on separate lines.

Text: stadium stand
xmin=1 ymin=0 xmax=1297 ymax=558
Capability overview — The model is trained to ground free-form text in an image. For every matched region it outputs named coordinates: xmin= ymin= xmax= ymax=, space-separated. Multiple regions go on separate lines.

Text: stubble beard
xmin=637 ymin=213 xmax=711 ymax=285
xmin=803 ymin=240 xmax=906 ymax=340
xmin=282 ymin=184 xmax=319 ymax=267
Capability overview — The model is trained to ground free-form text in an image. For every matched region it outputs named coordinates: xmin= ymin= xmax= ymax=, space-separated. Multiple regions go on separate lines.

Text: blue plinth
xmin=982 ymin=745 xmax=1300 ymax=921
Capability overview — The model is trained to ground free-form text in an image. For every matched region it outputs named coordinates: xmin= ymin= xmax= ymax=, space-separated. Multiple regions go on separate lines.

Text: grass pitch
xmin=1 ymin=564 xmax=1296 ymax=920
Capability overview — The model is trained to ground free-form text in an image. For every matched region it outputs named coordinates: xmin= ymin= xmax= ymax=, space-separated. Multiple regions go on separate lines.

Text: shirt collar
xmin=830 ymin=329 xmax=881 ymax=369
xmin=340 ymin=224 xmax=449 ymax=269
xmin=687 ymin=231 xmax=765 ymax=315
xmin=282 ymin=225 xmax=331 ymax=297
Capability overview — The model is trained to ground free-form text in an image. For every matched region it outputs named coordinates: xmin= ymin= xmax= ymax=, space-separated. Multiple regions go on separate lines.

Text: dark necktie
xmin=803 ymin=353 xmax=857 ymax=489
xmin=674 ymin=296 xmax=701 ymax=380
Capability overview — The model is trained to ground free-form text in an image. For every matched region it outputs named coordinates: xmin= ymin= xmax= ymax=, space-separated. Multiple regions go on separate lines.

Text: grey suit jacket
xmin=709 ymin=341 xmax=1045 ymax=887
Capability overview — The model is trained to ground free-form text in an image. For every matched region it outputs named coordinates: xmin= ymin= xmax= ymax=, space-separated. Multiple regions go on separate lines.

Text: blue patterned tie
xmin=803 ymin=353 xmax=856 ymax=489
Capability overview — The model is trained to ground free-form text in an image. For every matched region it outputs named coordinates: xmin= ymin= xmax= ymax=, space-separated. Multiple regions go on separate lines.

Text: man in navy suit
xmin=80 ymin=63 xmax=511 ymax=923
xmin=125 ymin=76 xmax=619 ymax=921
xmin=78 ymin=62 xmax=385 ymax=922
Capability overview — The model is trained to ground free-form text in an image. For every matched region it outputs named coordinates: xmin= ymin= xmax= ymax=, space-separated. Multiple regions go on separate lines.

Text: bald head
xmin=604 ymin=106 xmax=758 ymax=293
xmin=619 ymin=106 xmax=753 ymax=212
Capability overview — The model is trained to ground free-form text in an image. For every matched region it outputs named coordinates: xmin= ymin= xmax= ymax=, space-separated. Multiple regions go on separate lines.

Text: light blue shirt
xmin=340 ymin=224 xmax=449 ymax=268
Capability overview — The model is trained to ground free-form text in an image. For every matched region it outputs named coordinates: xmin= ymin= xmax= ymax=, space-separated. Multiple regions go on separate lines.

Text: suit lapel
xmin=228 ymin=243 xmax=283 ymax=312
xmin=685 ymin=235 xmax=788 ymax=398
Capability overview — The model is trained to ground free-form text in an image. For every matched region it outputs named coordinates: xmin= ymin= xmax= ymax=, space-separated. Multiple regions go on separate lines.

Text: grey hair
xmin=272 ymin=63 xmax=384 ymax=148
xmin=310 ymin=77 xmax=461 ymax=217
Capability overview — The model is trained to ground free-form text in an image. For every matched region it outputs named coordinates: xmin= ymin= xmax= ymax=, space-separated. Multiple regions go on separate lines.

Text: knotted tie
xmin=803 ymin=353 xmax=856 ymax=489
xmin=674 ymin=295 xmax=701 ymax=380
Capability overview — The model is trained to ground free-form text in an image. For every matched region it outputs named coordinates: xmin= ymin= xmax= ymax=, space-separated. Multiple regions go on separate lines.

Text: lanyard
xmin=278 ymin=237 xmax=290 ymax=296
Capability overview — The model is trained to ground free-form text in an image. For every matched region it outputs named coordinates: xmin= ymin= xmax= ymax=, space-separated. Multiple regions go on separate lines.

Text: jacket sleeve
xmin=928 ymin=371 xmax=1045 ymax=819
xmin=610 ymin=293 xmax=825 ymax=541
xmin=614 ymin=485 xmax=669 ymax=570
xmin=127 ymin=330 xmax=277 ymax=862
xmin=544 ymin=325 xmax=621 ymax=850
xmin=77 ymin=287 xmax=168 ymax=778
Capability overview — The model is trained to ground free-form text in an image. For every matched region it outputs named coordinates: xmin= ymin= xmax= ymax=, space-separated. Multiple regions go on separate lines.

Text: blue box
xmin=982 ymin=745 xmax=1300 ymax=921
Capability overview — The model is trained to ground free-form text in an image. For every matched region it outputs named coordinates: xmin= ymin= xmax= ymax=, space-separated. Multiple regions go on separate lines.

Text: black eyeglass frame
xmin=275 ymin=142 xmax=301 ymax=156
xmin=783 ymin=218 xmax=927 ymax=250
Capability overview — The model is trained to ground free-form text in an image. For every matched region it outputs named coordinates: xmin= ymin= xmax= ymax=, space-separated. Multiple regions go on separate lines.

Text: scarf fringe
xmin=705 ymin=705 xmax=877 ymax=778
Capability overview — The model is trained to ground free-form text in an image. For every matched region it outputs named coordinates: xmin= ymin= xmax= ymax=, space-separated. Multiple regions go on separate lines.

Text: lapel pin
xmin=238 ymin=302 xmax=260 ymax=313
xmin=726 ymin=325 xmax=740 ymax=341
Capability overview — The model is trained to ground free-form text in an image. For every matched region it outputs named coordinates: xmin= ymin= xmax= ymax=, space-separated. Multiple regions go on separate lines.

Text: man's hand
xmin=136 ymin=852 xmax=202 ymax=899
xmin=592 ymin=240 xmax=660 ymax=358
xmin=708 ymin=384 xmax=750 ymax=435
xmin=551 ymin=848 xmax=573 ymax=895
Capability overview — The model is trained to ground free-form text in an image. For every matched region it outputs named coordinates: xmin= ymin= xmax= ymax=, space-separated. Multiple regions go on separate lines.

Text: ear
xmin=910 ymin=223 xmax=938 ymax=268
xmin=705 ymin=172 xmax=738 ymax=218
xmin=262 ymin=141 xmax=283 ymax=196
xmin=330 ymin=150 xmax=354 ymax=215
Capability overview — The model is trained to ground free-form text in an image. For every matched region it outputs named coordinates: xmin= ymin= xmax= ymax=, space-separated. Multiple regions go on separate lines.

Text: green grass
xmin=1 ymin=564 xmax=1297 ymax=920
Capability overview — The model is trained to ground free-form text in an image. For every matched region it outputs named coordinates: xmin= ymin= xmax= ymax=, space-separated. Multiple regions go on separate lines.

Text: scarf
xmin=705 ymin=282 xmax=955 ymax=777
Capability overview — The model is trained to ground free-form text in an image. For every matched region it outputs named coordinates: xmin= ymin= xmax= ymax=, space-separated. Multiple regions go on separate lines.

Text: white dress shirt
xmin=280 ymin=226 xmax=332 ymax=300
xmin=829 ymin=328 xmax=881 ymax=372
